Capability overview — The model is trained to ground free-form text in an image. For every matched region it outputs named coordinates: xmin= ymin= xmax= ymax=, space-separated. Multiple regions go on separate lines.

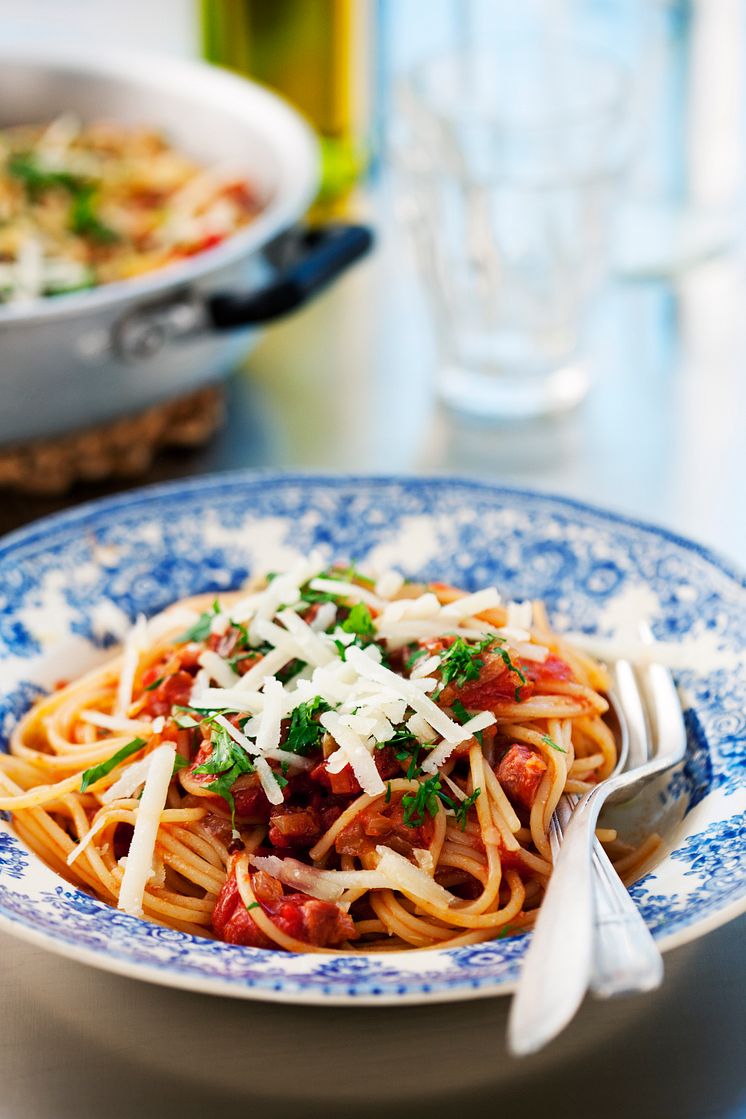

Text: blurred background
xmin=0 ymin=0 xmax=745 ymax=564
xmin=1 ymin=8 xmax=745 ymax=1119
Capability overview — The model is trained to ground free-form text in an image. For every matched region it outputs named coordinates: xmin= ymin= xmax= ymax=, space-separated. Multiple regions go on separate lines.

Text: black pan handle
xmin=208 ymin=223 xmax=373 ymax=330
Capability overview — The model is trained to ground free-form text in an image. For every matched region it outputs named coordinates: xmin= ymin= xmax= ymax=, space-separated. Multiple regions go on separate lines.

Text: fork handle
xmin=554 ymin=798 xmax=663 ymax=997
xmin=589 ymin=843 xmax=663 ymax=997
xmin=507 ymin=792 xmax=602 ymax=1056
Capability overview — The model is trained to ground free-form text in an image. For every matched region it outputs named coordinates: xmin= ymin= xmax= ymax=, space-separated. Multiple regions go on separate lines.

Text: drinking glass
xmin=393 ymin=36 xmax=630 ymax=419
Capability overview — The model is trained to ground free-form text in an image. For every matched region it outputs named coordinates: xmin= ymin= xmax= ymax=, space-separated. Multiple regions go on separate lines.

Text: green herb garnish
xmin=450 ymin=698 xmax=483 ymax=745
xmin=402 ymin=775 xmax=444 ymax=828
xmin=172 ymin=707 xmax=201 ymax=729
xmin=80 ymin=737 xmax=146 ymax=792
xmin=69 ymin=184 xmax=119 ymax=243
xmin=453 ymin=788 xmax=481 ymax=830
xmin=400 ymin=773 xmax=481 ymax=831
xmin=492 ymin=646 xmax=528 ymax=702
xmin=193 ymin=726 xmax=255 ymax=827
xmin=378 ymin=727 xmax=423 ymax=779
xmin=172 ymin=754 xmax=189 ymax=775
xmin=340 ymin=603 xmax=376 ymax=639
xmin=406 ymin=646 xmax=429 ymax=670
xmin=8 ymin=153 xmax=86 ymax=197
xmin=144 ymin=675 xmax=165 ymax=692
xmin=284 ymin=696 xmax=330 ymax=756
xmin=434 ymin=636 xmax=493 ymax=698
xmin=541 ymin=734 xmax=566 ymax=753
xmin=246 ymin=901 xmax=261 ymax=911
xmin=176 ymin=601 xmax=221 ymax=644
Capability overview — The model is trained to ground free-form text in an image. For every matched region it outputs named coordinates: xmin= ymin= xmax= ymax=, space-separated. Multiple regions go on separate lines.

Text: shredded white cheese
xmin=253 ymin=755 xmax=285 ymax=806
xmin=198 ymin=650 xmax=239 ymax=689
xmin=320 ymin=710 xmax=385 ymax=796
xmin=117 ymin=743 xmax=176 ymax=917
xmin=250 ymin=855 xmax=388 ymax=901
xmin=115 ymin=614 xmax=148 ymax=718
xmin=375 ymin=847 xmax=454 ymax=908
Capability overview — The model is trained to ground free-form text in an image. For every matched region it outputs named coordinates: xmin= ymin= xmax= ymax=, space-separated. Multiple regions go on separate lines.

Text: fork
xmin=550 ymin=658 xmax=663 ymax=999
xmin=507 ymin=635 xmax=687 ymax=1056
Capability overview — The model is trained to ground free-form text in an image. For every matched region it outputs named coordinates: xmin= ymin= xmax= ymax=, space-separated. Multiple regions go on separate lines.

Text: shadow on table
xmin=2 ymin=916 xmax=745 ymax=1119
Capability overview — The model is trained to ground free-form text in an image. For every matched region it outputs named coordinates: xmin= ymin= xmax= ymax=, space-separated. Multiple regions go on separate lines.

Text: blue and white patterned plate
xmin=0 ymin=473 xmax=744 ymax=1005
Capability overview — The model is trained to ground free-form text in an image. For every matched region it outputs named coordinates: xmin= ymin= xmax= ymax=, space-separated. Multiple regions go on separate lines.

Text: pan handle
xmin=208 ymin=223 xmax=373 ymax=329
xmin=111 ymin=223 xmax=373 ymax=361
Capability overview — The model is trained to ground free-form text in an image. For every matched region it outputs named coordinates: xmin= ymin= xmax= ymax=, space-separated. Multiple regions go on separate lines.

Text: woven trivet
xmin=0 ymin=385 xmax=225 ymax=495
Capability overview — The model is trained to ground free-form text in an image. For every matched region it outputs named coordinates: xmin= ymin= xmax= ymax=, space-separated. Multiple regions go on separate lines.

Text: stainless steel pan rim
xmin=0 ymin=45 xmax=320 ymax=325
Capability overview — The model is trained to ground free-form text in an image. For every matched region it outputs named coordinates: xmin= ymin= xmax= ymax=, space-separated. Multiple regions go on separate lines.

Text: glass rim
xmin=403 ymin=34 xmax=630 ymax=137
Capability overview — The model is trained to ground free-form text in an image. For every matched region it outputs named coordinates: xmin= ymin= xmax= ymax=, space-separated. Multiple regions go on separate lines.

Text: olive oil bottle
xmin=200 ymin=0 xmax=371 ymax=214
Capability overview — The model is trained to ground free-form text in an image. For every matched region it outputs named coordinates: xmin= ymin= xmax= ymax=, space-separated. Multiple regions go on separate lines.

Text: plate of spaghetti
xmin=0 ymin=474 xmax=743 ymax=1003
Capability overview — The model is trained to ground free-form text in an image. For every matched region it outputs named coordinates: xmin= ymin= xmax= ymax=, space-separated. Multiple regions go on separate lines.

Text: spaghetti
xmin=0 ymin=557 xmax=656 ymax=952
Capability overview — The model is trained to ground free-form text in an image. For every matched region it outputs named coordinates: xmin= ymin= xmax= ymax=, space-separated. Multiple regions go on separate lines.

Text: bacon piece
xmin=335 ymin=795 xmax=434 ymax=858
xmin=211 ymin=871 xmax=273 ymax=947
xmin=496 ymin=744 xmax=547 ymax=809
xmin=310 ymin=744 xmax=403 ymax=797
xmin=212 ymin=864 xmax=357 ymax=948
xmin=268 ymin=804 xmax=322 ymax=849
xmin=138 ymin=670 xmax=195 ymax=717
xmin=523 ymin=653 xmax=574 ymax=685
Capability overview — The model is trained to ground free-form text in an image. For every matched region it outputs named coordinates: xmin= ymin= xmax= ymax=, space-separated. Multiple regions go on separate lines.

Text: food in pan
xmin=0 ymin=115 xmax=262 ymax=302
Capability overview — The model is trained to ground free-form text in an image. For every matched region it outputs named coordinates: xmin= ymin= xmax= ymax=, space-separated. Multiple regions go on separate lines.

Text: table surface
xmin=1 ymin=198 xmax=744 ymax=1119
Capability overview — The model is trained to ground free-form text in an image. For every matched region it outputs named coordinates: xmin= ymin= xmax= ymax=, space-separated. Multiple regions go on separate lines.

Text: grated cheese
xmin=375 ymin=847 xmax=454 ymax=909
xmin=100 ymin=755 xmax=155 ymax=805
xmin=115 ymin=614 xmax=148 ymax=718
xmin=442 ymin=587 xmax=501 ymax=620
xmin=117 ymin=743 xmax=176 ymax=917
xmin=198 ymin=650 xmax=239 ymax=689
xmin=421 ymin=710 xmax=496 ymax=773
xmin=253 ymin=755 xmax=285 ymax=806
xmin=320 ymin=711 xmax=385 ymax=796
xmin=374 ymin=570 xmax=405 ymax=598
xmin=250 ymin=855 xmax=388 ymax=901
xmin=345 ymin=646 xmax=468 ymax=745
xmin=255 ymin=677 xmax=285 ymax=755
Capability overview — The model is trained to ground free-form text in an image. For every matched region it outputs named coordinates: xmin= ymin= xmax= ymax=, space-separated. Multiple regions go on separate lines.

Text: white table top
xmin=1 ymin=194 xmax=744 ymax=1119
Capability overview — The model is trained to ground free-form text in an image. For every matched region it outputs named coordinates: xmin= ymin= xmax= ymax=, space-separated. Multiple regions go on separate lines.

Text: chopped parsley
xmin=8 ymin=153 xmax=86 ymax=197
xmin=340 ymin=603 xmax=376 ymax=638
xmin=172 ymin=707 xmax=201 ymax=729
xmin=541 ymin=734 xmax=566 ymax=753
xmin=406 ymin=646 xmax=429 ymax=670
xmin=176 ymin=600 xmax=221 ymax=644
xmin=434 ymin=636 xmax=493 ymax=698
xmin=452 ymin=788 xmax=481 ymax=830
xmin=379 ymin=727 xmax=424 ymax=779
xmin=69 ymin=184 xmax=119 ymax=243
xmin=193 ymin=726 xmax=255 ymax=828
xmin=144 ymin=675 xmax=165 ymax=692
xmin=172 ymin=754 xmax=189 ymax=775
xmin=80 ymin=737 xmax=146 ymax=792
xmin=401 ymin=774 xmax=481 ymax=831
xmin=492 ymin=646 xmax=528 ymax=702
xmin=246 ymin=901 xmax=261 ymax=911
xmin=402 ymin=775 xmax=444 ymax=828
xmin=284 ymin=696 xmax=330 ymax=755
xmin=450 ymin=698 xmax=483 ymax=746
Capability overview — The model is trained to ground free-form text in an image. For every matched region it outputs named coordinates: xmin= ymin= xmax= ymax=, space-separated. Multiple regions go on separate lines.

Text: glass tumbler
xmin=393 ymin=38 xmax=630 ymax=420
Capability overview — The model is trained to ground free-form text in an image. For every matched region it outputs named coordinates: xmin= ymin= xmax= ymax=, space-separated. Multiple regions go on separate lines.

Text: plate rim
xmin=1 ymin=469 xmax=744 ymax=588
xmin=0 ymin=469 xmax=744 ymax=1004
